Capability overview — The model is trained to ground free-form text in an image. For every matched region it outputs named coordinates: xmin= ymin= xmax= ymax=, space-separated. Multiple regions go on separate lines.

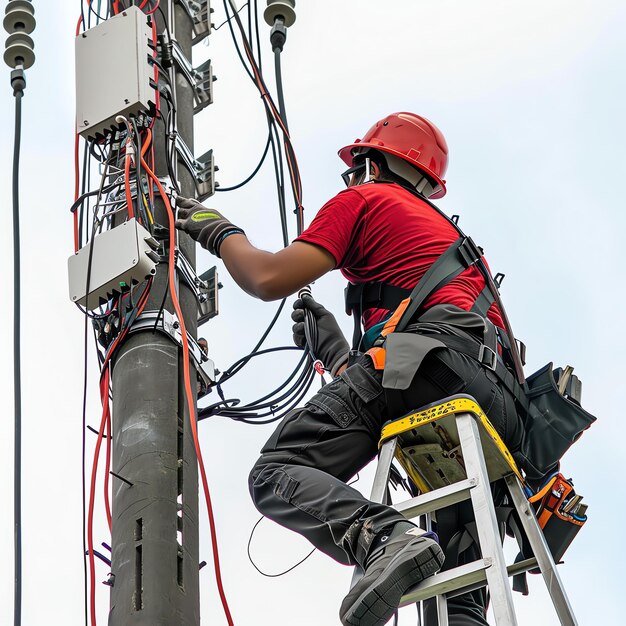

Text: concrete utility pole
xmin=109 ymin=3 xmax=203 ymax=624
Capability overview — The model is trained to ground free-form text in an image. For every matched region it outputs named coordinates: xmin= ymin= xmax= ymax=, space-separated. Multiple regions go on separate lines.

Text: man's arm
xmin=219 ymin=235 xmax=336 ymax=301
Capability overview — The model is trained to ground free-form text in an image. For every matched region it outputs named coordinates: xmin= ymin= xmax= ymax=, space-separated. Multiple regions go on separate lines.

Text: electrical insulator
xmin=3 ymin=0 xmax=36 ymax=69
xmin=263 ymin=0 xmax=296 ymax=28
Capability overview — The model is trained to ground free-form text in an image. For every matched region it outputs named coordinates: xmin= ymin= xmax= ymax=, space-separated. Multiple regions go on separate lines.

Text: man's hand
xmin=291 ymin=293 xmax=350 ymax=377
xmin=175 ymin=196 xmax=244 ymax=257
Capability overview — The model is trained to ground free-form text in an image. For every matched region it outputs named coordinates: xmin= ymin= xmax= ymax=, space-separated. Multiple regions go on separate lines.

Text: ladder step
xmin=399 ymin=557 xmax=539 ymax=607
xmin=396 ymin=478 xmax=477 ymax=519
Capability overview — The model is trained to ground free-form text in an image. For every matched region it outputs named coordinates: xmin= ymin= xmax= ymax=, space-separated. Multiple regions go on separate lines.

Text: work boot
xmin=340 ymin=526 xmax=444 ymax=626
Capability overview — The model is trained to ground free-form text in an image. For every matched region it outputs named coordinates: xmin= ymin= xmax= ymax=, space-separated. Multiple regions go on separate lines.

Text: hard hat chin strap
xmin=382 ymin=152 xmax=436 ymax=198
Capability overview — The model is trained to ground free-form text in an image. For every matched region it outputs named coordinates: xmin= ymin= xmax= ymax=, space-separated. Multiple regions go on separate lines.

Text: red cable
xmin=142 ymin=0 xmax=161 ymax=16
xmin=151 ymin=19 xmax=160 ymax=113
xmin=142 ymin=156 xmax=235 ymax=626
xmin=87 ymin=282 xmax=152 ymax=624
xmin=104 ymin=408 xmax=112 ymax=532
xmin=87 ymin=368 xmax=111 ymax=626
xmin=124 ymin=153 xmax=135 ymax=220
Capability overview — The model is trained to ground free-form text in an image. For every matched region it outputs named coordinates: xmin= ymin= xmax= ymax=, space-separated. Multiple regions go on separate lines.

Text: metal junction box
xmin=75 ymin=6 xmax=155 ymax=139
xmin=68 ymin=219 xmax=159 ymax=309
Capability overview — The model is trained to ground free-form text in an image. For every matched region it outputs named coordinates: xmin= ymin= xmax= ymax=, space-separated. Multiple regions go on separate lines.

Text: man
xmin=176 ymin=112 xmax=526 ymax=626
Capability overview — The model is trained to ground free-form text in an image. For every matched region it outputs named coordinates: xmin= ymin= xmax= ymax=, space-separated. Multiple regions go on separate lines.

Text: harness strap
xmin=345 ymin=283 xmax=411 ymax=350
xmin=345 ymin=237 xmax=482 ymax=350
xmin=470 ymin=284 xmax=495 ymax=317
xmin=344 ymin=282 xmax=411 ymax=316
xmin=395 ymin=237 xmax=483 ymax=335
xmin=417 ymin=331 xmax=530 ymax=412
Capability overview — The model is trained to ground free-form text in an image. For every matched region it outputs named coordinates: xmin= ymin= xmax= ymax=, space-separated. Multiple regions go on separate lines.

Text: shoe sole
xmin=341 ymin=539 xmax=445 ymax=626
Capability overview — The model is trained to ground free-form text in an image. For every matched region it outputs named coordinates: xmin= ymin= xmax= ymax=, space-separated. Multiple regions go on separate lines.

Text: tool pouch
xmin=518 ymin=363 xmax=597 ymax=479
xmin=511 ymin=473 xmax=587 ymax=594
xmin=530 ymin=474 xmax=587 ymax=562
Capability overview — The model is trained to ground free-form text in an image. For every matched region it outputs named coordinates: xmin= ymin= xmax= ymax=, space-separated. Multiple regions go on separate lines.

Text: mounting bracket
xmin=170 ymin=40 xmax=214 ymax=113
xmin=175 ymin=0 xmax=213 ymax=44
xmin=174 ymin=134 xmax=216 ymax=200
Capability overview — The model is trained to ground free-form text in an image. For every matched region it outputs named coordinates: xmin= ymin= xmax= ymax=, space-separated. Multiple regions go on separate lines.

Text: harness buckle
xmin=478 ymin=343 xmax=497 ymax=371
xmin=458 ymin=237 xmax=483 ymax=268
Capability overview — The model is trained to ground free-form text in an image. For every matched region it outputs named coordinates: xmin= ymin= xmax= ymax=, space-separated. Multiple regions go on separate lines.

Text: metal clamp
xmin=170 ymin=40 xmax=214 ymax=113
xmin=128 ymin=309 xmax=215 ymax=385
xmin=174 ymin=134 xmax=216 ymax=201
xmin=175 ymin=0 xmax=213 ymax=44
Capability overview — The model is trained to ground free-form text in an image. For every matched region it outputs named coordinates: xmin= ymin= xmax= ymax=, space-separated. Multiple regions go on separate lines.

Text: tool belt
xmin=363 ymin=307 xmax=596 ymax=481
xmin=404 ymin=329 xmax=596 ymax=480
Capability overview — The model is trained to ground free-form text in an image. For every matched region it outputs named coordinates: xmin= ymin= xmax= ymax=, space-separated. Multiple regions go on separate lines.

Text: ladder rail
xmin=456 ymin=412 xmax=518 ymax=625
xmin=505 ymin=474 xmax=579 ymax=626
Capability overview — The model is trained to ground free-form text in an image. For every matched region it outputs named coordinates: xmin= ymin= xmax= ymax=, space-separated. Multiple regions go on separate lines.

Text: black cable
xmin=217 ymin=360 xmax=314 ymax=423
xmin=271 ymin=45 xmax=303 ymax=234
xmin=247 ymin=516 xmax=316 ymax=577
xmin=12 ymin=78 xmax=23 ymax=626
xmin=156 ymin=4 xmax=172 ymax=43
xmin=231 ymin=349 xmax=309 ymax=410
xmin=273 ymin=48 xmax=289 ymax=131
xmin=215 ymin=131 xmax=271 ymax=192
xmin=199 ymin=347 xmax=310 ymax=421
xmin=218 ymin=300 xmax=287 ymax=382
xmin=222 ymin=0 xmax=254 ymax=80
xmin=267 ymin=117 xmax=289 ymax=246
xmin=85 ymin=0 xmax=108 ymax=26
xmin=214 ymin=0 xmax=249 ymax=31
xmin=70 ymin=181 xmax=121 ymax=216
xmin=245 ymin=474 xmax=361 ymax=577
xmin=80 ymin=1 xmax=87 ymax=32
xmin=247 ymin=0 xmax=252 ymax=43
xmin=253 ymin=0 xmax=262 ymax=70
xmin=78 ymin=142 xmax=89 ymax=248
xmin=152 ymin=278 xmax=170 ymax=333
xmin=218 ymin=344 xmax=297 ymax=384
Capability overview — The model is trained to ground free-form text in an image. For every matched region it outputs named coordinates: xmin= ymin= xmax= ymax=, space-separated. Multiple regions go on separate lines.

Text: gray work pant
xmin=249 ymin=348 xmax=524 ymax=625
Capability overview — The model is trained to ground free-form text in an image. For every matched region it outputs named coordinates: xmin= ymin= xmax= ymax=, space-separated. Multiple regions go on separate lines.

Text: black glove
xmin=175 ymin=196 xmax=244 ymax=257
xmin=291 ymin=294 xmax=350 ymax=377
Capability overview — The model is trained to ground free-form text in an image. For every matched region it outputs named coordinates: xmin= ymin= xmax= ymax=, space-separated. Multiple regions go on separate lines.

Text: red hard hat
xmin=338 ymin=112 xmax=449 ymax=198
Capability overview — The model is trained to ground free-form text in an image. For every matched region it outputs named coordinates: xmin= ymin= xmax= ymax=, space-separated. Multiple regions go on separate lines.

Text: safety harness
xmin=343 ymin=185 xmax=594 ymax=589
xmin=344 ymin=196 xmax=528 ymax=417
xmin=345 ymin=237 xmax=498 ymax=349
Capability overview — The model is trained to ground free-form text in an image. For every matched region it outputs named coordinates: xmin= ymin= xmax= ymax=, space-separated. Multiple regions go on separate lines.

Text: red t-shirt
xmin=296 ymin=182 xmax=504 ymax=330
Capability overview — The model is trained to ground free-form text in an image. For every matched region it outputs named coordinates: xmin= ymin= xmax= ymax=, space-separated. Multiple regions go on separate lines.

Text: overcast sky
xmin=1 ymin=1 xmax=625 ymax=624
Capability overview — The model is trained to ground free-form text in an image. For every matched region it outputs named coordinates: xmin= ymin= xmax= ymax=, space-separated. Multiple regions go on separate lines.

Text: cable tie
xmin=313 ymin=360 xmax=326 ymax=377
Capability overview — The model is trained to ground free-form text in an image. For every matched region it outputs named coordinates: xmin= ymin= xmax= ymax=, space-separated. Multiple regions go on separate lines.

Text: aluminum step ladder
xmin=359 ymin=393 xmax=578 ymax=625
